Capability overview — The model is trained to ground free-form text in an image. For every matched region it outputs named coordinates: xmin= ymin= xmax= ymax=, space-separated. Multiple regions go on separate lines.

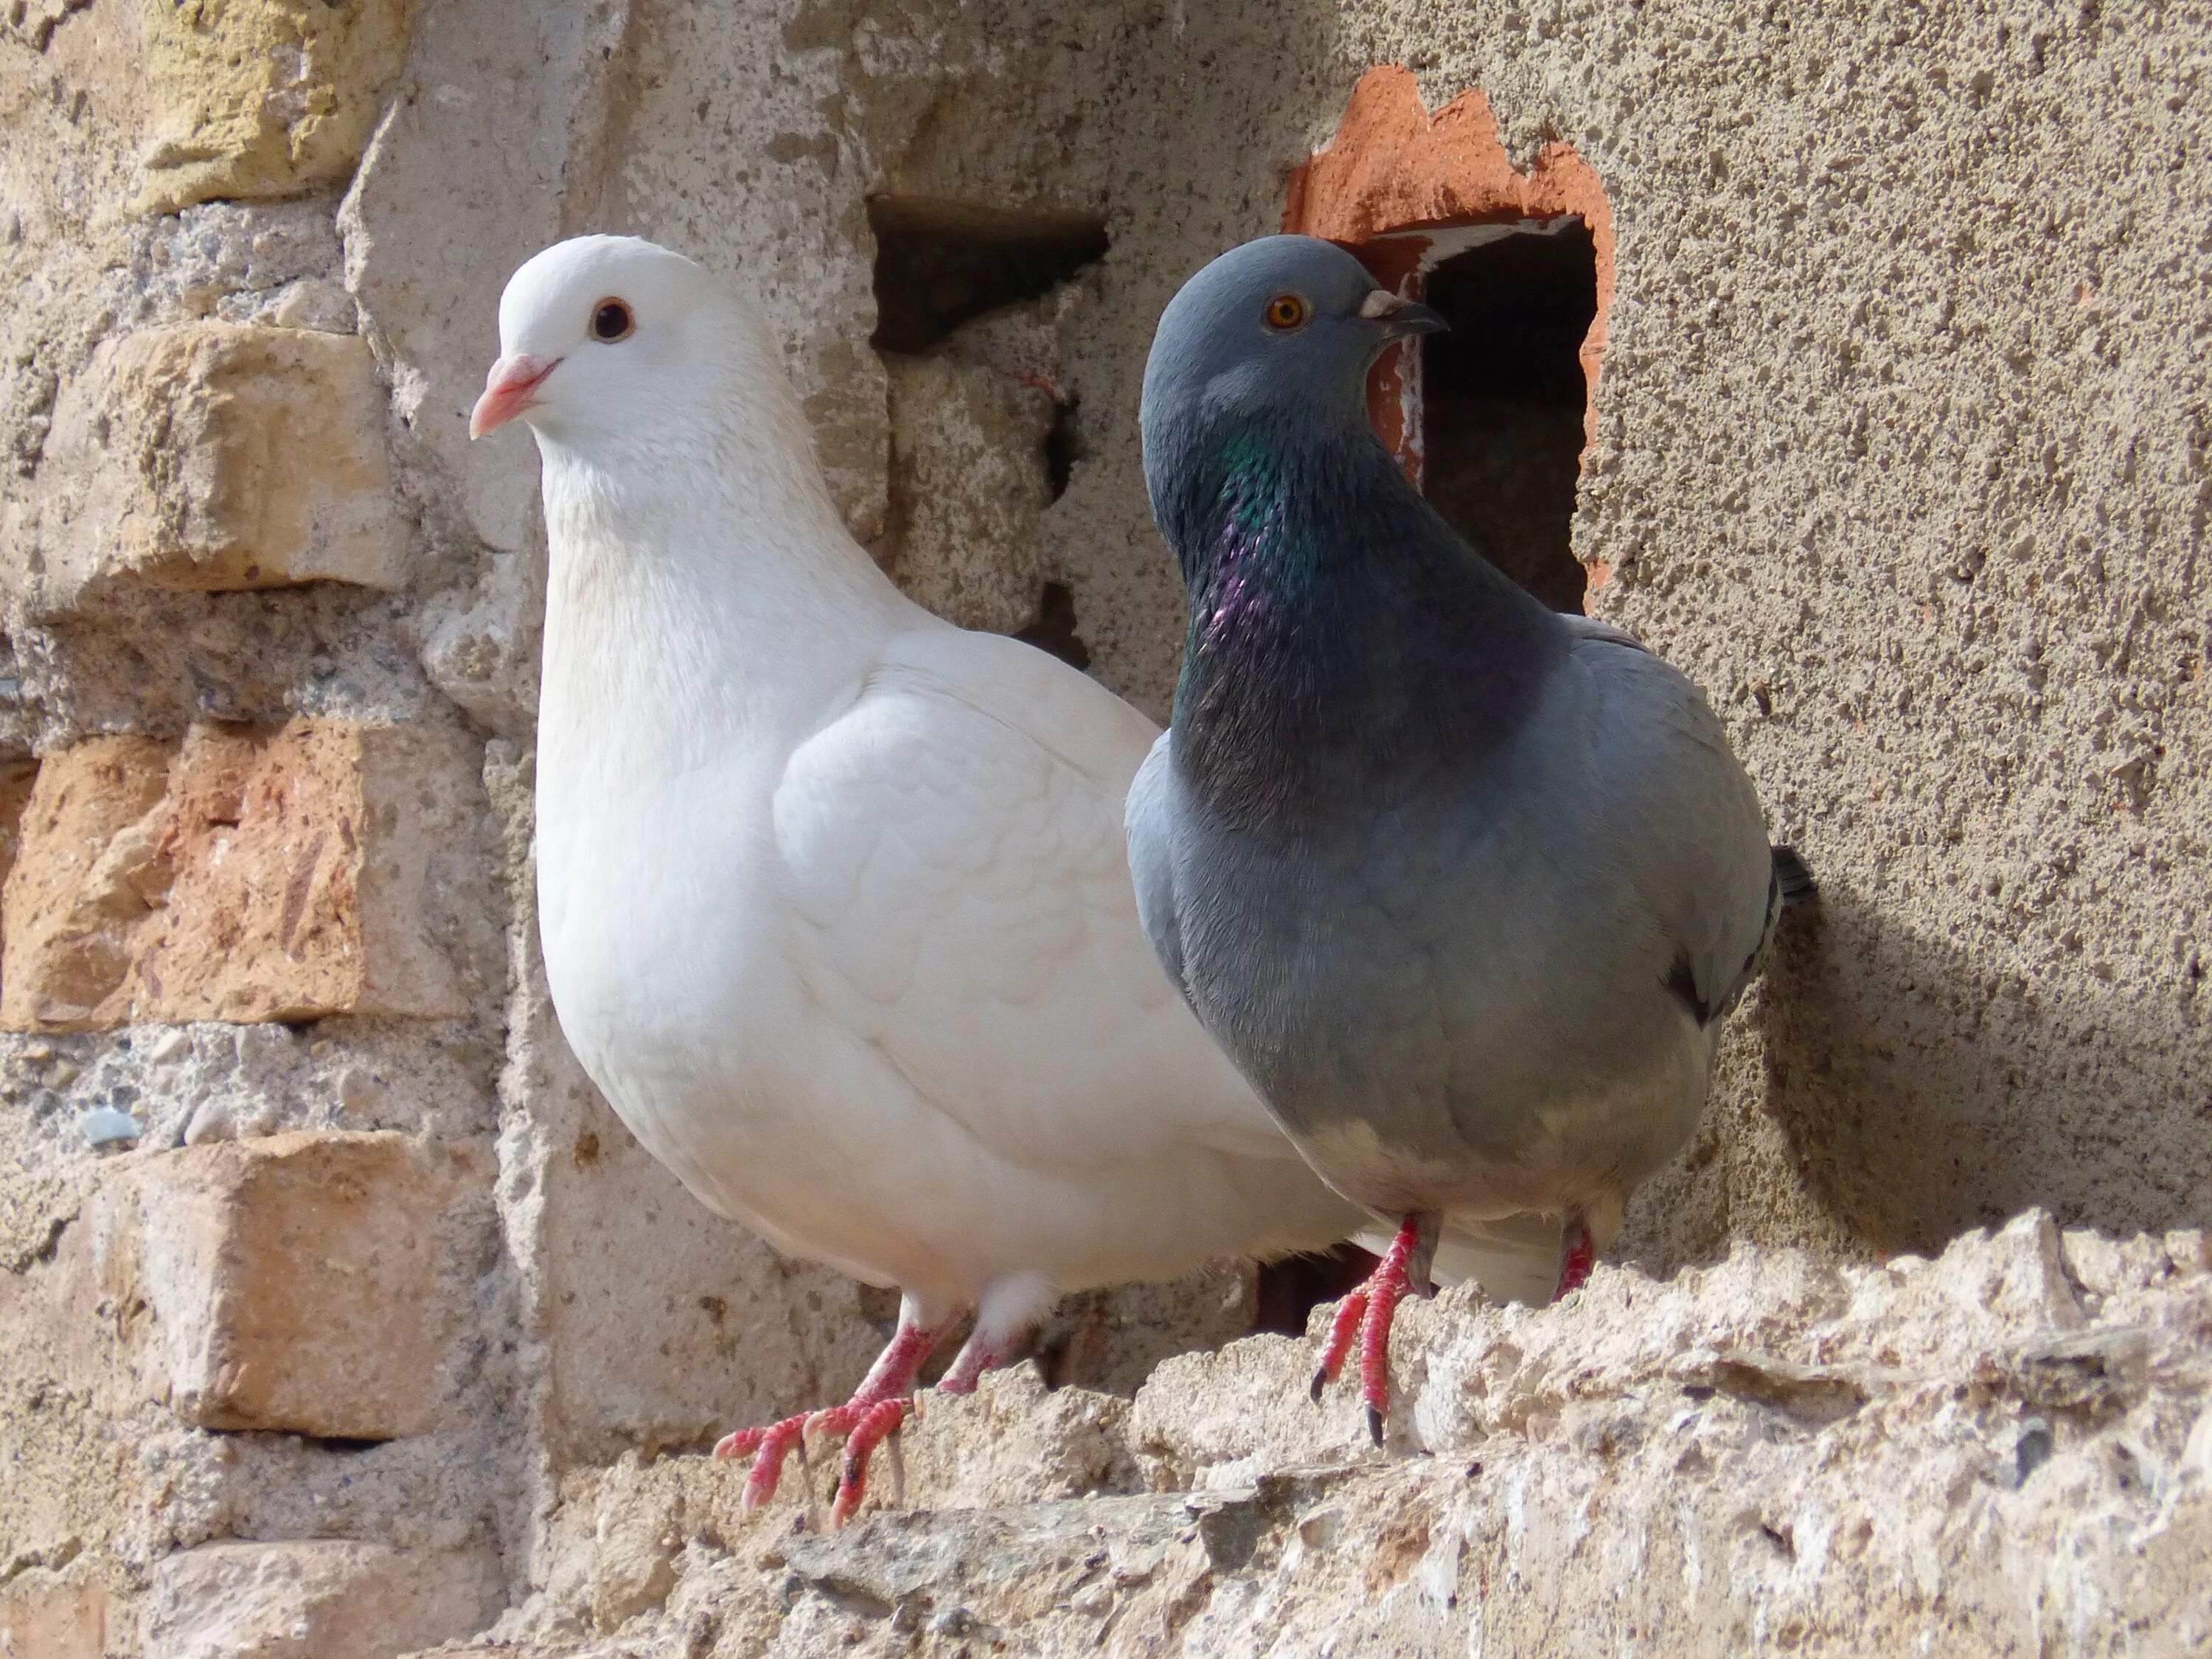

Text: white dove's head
xmin=471 ymin=234 xmax=796 ymax=458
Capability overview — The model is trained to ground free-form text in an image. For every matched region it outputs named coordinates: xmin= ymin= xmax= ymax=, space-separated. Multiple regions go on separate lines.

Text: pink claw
xmin=830 ymin=1398 xmax=909 ymax=1526
xmin=712 ymin=1315 xmax=947 ymax=1520
xmin=716 ymin=1415 xmax=808 ymax=1512
xmin=1308 ymin=1215 xmax=1426 ymax=1445
xmin=1360 ymin=1256 xmax=1409 ymax=1441
xmin=1310 ymin=1285 xmax=1371 ymax=1399
xmin=937 ymin=1339 xmax=1002 ymax=1396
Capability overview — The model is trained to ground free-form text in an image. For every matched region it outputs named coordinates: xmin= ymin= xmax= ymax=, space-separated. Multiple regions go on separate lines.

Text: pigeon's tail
xmin=1771 ymin=846 xmax=1818 ymax=908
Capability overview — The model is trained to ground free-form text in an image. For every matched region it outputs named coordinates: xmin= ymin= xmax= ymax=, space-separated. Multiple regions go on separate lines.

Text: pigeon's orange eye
xmin=591 ymin=299 xmax=635 ymax=342
xmin=1263 ymin=293 xmax=1310 ymax=331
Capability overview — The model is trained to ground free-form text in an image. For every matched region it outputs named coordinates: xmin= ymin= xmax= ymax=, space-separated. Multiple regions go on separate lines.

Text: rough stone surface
xmin=0 ymin=720 xmax=495 ymax=1029
xmin=1 ymin=1 xmax=2207 ymax=1652
xmin=138 ymin=0 xmax=417 ymax=216
xmin=142 ymin=1540 xmax=497 ymax=1659
xmin=884 ymin=354 xmax=1057 ymax=634
xmin=0 ymin=1579 xmax=106 ymax=1659
xmin=28 ymin=323 xmax=408 ymax=603
xmin=403 ymin=1218 xmax=2212 ymax=1657
xmin=55 ymin=1130 xmax=490 ymax=1437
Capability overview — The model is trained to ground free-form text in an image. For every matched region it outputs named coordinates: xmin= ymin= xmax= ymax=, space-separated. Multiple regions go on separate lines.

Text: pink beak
xmin=470 ymin=353 xmax=558 ymax=439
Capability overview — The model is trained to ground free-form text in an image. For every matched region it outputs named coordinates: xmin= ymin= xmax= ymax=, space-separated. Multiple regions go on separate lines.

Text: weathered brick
xmin=34 ymin=323 xmax=406 ymax=600
xmin=0 ymin=1579 xmax=105 ymax=1659
xmin=138 ymin=0 xmax=416 ymax=215
xmin=0 ymin=736 xmax=173 ymax=1028
xmin=0 ymin=757 xmax=42 ymax=1010
xmin=70 ymin=1131 xmax=484 ymax=1438
xmin=141 ymin=1541 xmax=497 ymax=1659
xmin=0 ymin=720 xmax=487 ymax=1031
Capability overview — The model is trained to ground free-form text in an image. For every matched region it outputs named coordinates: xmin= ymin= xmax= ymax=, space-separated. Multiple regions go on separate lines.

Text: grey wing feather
xmin=1126 ymin=731 xmax=1192 ymax=1010
xmin=1559 ymin=613 xmax=1649 ymax=654
xmin=1562 ymin=613 xmax=1775 ymax=1026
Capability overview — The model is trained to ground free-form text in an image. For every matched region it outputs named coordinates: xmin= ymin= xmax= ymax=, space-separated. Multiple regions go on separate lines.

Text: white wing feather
xmin=773 ymin=624 xmax=1302 ymax=1172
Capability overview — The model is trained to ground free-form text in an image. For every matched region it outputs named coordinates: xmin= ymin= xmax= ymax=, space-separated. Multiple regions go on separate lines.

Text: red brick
xmin=1285 ymin=66 xmax=1615 ymax=587
xmin=0 ymin=720 xmax=484 ymax=1031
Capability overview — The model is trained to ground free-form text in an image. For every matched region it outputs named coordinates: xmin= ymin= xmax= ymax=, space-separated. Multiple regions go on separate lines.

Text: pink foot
xmin=936 ymin=1271 xmax=1053 ymax=1394
xmin=936 ymin=1338 xmax=1002 ymax=1395
xmin=1310 ymin=1214 xmax=1433 ymax=1446
xmin=714 ymin=1413 xmax=812 ymax=1512
xmin=712 ymin=1315 xmax=947 ymax=1523
xmin=1554 ymin=1213 xmax=1596 ymax=1301
xmin=830 ymin=1398 xmax=907 ymax=1527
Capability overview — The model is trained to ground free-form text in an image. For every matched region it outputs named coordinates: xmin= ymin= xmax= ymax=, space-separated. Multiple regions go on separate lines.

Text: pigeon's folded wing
xmin=772 ymin=624 xmax=1301 ymax=1172
xmin=1566 ymin=616 xmax=1775 ymax=1023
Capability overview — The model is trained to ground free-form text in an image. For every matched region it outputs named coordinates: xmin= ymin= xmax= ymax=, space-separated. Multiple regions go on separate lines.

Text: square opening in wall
xmin=1419 ymin=219 xmax=1597 ymax=613
xmin=867 ymin=197 xmax=1109 ymax=352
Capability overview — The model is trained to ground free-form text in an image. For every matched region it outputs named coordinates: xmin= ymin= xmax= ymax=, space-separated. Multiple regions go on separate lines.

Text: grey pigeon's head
xmin=1141 ymin=235 xmax=1443 ymax=453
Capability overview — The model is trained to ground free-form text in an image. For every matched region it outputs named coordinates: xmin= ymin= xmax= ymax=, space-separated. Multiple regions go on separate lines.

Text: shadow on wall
xmin=1753 ymin=888 xmax=2208 ymax=1253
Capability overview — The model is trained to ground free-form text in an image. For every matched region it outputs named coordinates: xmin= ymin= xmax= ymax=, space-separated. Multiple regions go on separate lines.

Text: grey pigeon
xmin=1126 ymin=234 xmax=1809 ymax=1442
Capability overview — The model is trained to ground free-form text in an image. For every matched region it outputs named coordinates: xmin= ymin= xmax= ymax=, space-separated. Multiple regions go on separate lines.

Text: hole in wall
xmin=1042 ymin=397 xmax=1080 ymax=503
xmin=283 ymin=1433 xmax=384 ymax=1454
xmin=871 ymin=196 xmax=1107 ymax=648
xmin=1418 ymin=220 xmax=1596 ymax=613
xmin=868 ymin=197 xmax=1109 ymax=352
xmin=1285 ymin=68 xmax=1617 ymax=617
xmin=1253 ymin=1242 xmax=1380 ymax=1336
xmin=1012 ymin=580 xmax=1091 ymax=671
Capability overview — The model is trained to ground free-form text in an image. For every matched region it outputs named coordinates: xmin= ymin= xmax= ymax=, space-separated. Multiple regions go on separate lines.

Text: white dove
xmin=468 ymin=234 xmax=1366 ymax=1523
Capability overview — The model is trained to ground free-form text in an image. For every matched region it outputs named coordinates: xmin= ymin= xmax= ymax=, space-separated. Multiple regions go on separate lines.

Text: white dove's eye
xmin=591 ymin=299 xmax=635 ymax=342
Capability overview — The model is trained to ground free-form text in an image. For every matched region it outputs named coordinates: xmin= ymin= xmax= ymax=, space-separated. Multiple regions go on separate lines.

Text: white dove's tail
xmin=1354 ymin=1212 xmax=1565 ymax=1308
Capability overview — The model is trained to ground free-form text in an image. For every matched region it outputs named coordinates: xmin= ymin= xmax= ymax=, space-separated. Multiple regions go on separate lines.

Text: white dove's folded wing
xmin=772 ymin=621 xmax=1309 ymax=1174
xmin=1124 ymin=732 xmax=1192 ymax=1009
xmin=877 ymin=625 xmax=1162 ymax=792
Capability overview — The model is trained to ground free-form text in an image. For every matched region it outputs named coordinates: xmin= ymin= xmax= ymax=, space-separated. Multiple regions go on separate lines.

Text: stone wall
xmin=0 ymin=1 xmax=2205 ymax=1655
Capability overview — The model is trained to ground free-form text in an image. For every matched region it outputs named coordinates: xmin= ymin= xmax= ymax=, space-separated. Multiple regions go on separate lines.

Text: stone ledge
xmin=439 ymin=1213 xmax=2212 ymax=1657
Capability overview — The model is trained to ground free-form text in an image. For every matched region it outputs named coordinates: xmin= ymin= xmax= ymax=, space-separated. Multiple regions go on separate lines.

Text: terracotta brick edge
xmin=1284 ymin=66 xmax=1615 ymax=589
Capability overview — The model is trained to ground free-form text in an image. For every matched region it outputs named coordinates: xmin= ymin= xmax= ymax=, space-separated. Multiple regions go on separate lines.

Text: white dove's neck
xmin=534 ymin=426 xmax=908 ymax=779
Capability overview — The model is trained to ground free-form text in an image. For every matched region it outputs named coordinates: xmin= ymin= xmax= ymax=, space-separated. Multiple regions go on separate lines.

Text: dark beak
xmin=1358 ymin=289 xmax=1448 ymax=339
